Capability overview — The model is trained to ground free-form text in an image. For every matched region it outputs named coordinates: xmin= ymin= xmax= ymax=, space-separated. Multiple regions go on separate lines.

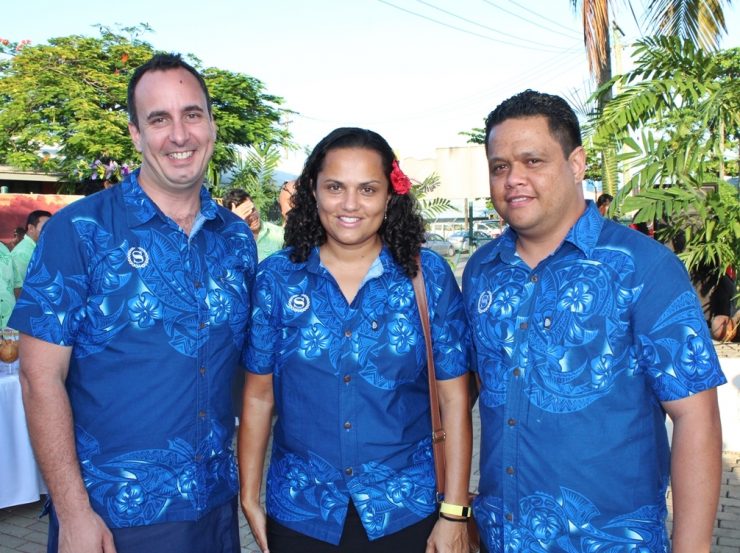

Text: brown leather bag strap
xmin=411 ymin=257 xmax=446 ymax=501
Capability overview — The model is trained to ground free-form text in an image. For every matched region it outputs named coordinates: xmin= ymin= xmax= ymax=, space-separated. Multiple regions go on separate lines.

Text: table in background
xmin=0 ymin=362 xmax=47 ymax=508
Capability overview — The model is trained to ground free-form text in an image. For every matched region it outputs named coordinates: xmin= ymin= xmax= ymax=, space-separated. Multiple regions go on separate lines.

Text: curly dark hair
xmin=484 ymin=89 xmax=582 ymax=158
xmin=284 ymin=127 xmax=426 ymax=278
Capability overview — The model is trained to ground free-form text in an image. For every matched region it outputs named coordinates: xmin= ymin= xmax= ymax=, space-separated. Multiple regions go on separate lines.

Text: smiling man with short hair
xmin=464 ymin=89 xmax=725 ymax=553
xmin=10 ymin=53 xmax=256 ymax=553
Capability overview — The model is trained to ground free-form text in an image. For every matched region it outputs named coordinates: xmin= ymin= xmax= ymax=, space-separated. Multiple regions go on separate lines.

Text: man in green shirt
xmin=223 ymin=189 xmax=284 ymax=260
xmin=12 ymin=210 xmax=51 ymax=297
xmin=0 ymin=242 xmax=14 ymax=327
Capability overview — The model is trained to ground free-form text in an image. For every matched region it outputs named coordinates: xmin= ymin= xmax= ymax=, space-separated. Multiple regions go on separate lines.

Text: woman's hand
xmin=241 ymin=497 xmax=269 ymax=553
xmin=426 ymin=517 xmax=470 ymax=553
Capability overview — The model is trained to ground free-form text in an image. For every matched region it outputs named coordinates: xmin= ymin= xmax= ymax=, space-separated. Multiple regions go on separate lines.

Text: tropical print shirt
xmin=462 ymin=201 xmax=725 ymax=553
xmin=10 ymin=234 xmax=36 ymax=288
xmin=255 ymin=221 xmax=284 ymax=260
xmin=245 ymin=247 xmax=469 ymax=544
xmin=0 ymin=242 xmax=14 ymax=327
xmin=9 ymin=170 xmax=256 ymax=528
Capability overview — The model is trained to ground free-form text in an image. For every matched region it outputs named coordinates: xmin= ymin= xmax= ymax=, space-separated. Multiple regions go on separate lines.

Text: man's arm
xmin=19 ymin=333 xmax=116 ymax=553
xmin=238 ymin=372 xmax=274 ymax=553
xmin=663 ymin=388 xmax=722 ymax=553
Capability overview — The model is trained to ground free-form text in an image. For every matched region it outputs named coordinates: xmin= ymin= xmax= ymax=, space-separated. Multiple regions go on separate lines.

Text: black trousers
xmin=47 ymin=497 xmax=240 ymax=553
xmin=267 ymin=503 xmax=438 ymax=553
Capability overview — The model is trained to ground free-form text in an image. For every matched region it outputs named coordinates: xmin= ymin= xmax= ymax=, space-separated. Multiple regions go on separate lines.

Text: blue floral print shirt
xmin=245 ymin=246 xmax=469 ymax=544
xmin=9 ymin=170 xmax=256 ymax=528
xmin=462 ymin=202 xmax=725 ymax=553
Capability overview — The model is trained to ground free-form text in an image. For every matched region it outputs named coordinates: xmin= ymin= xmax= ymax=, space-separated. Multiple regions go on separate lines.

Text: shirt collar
xmin=305 ymin=244 xmax=393 ymax=282
xmin=122 ymin=169 xmax=222 ymax=229
xmin=477 ymin=200 xmax=603 ymax=265
xmin=563 ymin=200 xmax=603 ymax=257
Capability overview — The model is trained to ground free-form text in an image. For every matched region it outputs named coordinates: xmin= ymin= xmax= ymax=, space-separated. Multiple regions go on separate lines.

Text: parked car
xmin=447 ymin=230 xmax=496 ymax=252
xmin=424 ymin=232 xmax=455 ymax=257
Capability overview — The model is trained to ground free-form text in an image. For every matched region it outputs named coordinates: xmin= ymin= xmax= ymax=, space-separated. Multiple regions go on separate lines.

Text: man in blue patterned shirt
xmin=9 ymin=53 xmax=256 ymax=553
xmin=463 ymin=90 xmax=725 ymax=553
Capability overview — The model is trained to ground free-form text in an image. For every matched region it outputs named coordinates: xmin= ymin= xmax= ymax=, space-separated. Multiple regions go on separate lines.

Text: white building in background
xmin=401 ymin=144 xmax=490 ymax=201
xmin=400 ymin=145 xmax=495 ymax=236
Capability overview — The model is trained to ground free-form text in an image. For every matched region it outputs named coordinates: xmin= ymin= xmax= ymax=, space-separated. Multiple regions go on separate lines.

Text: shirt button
xmin=519 ymin=322 xmax=528 ymax=330
xmin=343 ymin=374 xmax=351 ymax=383
xmin=505 ymin=512 xmax=513 ymax=522
xmin=199 ymin=366 xmax=206 ymax=375
xmin=507 ymin=418 xmax=517 ymax=426
xmin=194 ymin=281 xmax=202 ymax=288
xmin=344 ymin=329 xmax=352 ymax=337
xmin=195 ymin=454 xmax=203 ymax=462
xmin=345 ymin=467 xmax=353 ymax=476
xmin=512 ymin=368 xmax=521 ymax=377
xmin=531 ymin=275 xmax=538 ymax=283
xmin=343 ymin=421 xmax=352 ymax=430
xmin=199 ymin=410 xmax=206 ymax=418
xmin=199 ymin=322 xmax=207 ymax=330
xmin=506 ymin=466 xmax=515 ymax=475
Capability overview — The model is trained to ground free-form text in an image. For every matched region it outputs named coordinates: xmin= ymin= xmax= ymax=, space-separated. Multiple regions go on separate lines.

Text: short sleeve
xmin=421 ymin=249 xmax=470 ymax=380
xmin=632 ymin=251 xmax=726 ymax=401
xmin=9 ymin=214 xmax=90 ymax=346
xmin=243 ymin=260 xmax=279 ymax=374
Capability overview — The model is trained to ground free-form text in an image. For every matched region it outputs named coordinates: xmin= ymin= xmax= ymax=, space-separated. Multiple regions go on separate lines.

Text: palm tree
xmin=594 ymin=37 xmax=740 ymax=278
xmin=572 ymin=0 xmax=733 ymax=195
xmin=573 ymin=0 xmax=733 ymax=90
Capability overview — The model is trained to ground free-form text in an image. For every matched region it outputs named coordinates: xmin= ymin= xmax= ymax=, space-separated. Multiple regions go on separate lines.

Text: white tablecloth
xmin=0 ymin=366 xmax=47 ymax=508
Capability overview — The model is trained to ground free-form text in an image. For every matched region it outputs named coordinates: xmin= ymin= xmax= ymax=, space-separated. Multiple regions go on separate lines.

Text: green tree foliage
xmin=459 ymin=128 xmax=485 ymax=145
xmin=0 ymin=25 xmax=289 ymax=193
xmin=411 ymin=172 xmax=456 ymax=224
xmin=225 ymin=143 xmax=282 ymax=216
xmin=594 ymin=36 xmax=740 ymax=277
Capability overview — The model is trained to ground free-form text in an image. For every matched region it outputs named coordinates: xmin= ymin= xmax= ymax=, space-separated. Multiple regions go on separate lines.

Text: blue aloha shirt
xmin=462 ymin=201 xmax=726 ymax=553
xmin=9 ymin=170 xmax=256 ymax=528
xmin=245 ymin=246 xmax=469 ymax=545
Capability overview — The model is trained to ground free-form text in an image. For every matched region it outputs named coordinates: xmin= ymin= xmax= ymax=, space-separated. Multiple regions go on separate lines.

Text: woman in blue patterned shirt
xmin=238 ymin=127 xmax=473 ymax=553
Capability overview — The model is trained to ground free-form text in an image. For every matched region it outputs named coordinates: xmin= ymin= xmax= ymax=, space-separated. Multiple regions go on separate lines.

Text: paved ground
xmin=2 ymin=254 xmax=739 ymax=552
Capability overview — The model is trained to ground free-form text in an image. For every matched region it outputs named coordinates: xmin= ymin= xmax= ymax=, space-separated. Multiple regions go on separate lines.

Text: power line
xmin=290 ymin=45 xmax=588 ymax=126
xmin=414 ymin=0 xmax=574 ymax=48
xmin=375 ymin=0 xmax=573 ymax=53
xmin=501 ymin=0 xmax=585 ymax=36
xmin=480 ymin=0 xmax=582 ymax=39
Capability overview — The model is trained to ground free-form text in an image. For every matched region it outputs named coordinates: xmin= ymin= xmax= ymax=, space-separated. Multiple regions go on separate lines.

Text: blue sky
xmin=4 ymin=0 xmax=739 ymax=172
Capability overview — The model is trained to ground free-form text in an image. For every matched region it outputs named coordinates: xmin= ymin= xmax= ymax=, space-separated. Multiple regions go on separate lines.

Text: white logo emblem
xmin=477 ymin=291 xmax=493 ymax=314
xmin=288 ymin=294 xmax=310 ymax=313
xmin=127 ymin=247 xmax=150 ymax=269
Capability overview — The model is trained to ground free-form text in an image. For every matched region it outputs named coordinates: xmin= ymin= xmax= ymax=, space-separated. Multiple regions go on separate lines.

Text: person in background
xmin=694 ymin=265 xmax=739 ymax=343
xmin=0 ymin=241 xmax=14 ymax=327
xmin=278 ymin=179 xmax=297 ymax=224
xmin=9 ymin=53 xmax=256 ymax=553
xmin=596 ymin=192 xmax=612 ymax=216
xmin=10 ymin=227 xmax=26 ymax=250
xmin=464 ymin=89 xmax=725 ymax=553
xmin=11 ymin=210 xmax=51 ymax=297
xmin=239 ymin=127 xmax=472 ymax=553
xmin=223 ymin=188 xmax=284 ymax=259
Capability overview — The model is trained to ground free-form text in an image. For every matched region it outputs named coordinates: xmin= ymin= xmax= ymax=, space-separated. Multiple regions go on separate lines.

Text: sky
xmin=3 ymin=0 xmax=739 ymax=174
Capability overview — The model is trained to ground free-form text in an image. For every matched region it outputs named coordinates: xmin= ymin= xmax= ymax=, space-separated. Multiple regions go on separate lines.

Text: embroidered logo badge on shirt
xmin=127 ymin=246 xmax=150 ymax=269
xmin=477 ymin=290 xmax=493 ymax=314
xmin=288 ymin=294 xmax=310 ymax=313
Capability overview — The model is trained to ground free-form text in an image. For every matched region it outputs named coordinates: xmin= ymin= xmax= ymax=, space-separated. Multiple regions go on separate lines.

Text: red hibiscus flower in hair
xmin=390 ymin=160 xmax=412 ymax=195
